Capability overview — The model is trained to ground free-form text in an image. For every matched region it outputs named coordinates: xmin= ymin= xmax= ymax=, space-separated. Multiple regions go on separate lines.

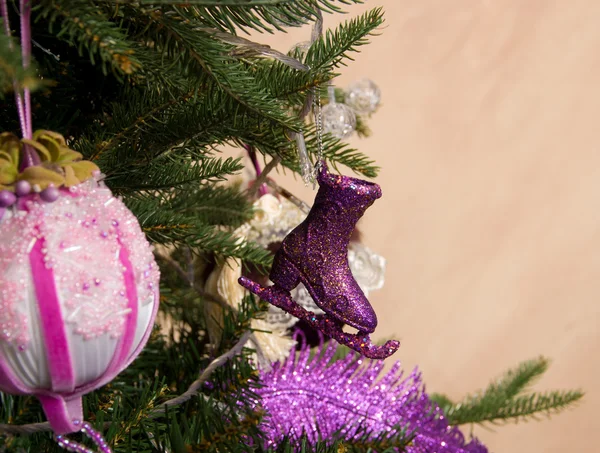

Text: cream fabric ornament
xmin=204 ymin=194 xmax=301 ymax=366
xmin=204 ymin=255 xmax=296 ymax=370
xmin=203 ymin=256 xmax=245 ymax=349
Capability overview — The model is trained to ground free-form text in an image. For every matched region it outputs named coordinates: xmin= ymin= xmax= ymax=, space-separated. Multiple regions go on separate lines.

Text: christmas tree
xmin=0 ymin=1 xmax=582 ymax=452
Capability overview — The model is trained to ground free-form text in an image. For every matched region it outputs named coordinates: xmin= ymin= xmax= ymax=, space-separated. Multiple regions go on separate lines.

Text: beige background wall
xmin=251 ymin=2 xmax=599 ymax=452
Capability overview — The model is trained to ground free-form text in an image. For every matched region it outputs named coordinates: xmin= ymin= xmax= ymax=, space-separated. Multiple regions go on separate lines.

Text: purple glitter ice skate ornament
xmin=239 ymin=161 xmax=399 ymax=359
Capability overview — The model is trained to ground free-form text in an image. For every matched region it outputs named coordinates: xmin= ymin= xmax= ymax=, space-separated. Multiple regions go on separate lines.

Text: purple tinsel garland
xmin=254 ymin=335 xmax=487 ymax=453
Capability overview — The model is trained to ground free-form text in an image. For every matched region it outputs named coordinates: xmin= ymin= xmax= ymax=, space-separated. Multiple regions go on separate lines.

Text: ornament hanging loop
xmin=298 ymin=83 xmax=325 ymax=188
xmin=1 ymin=0 xmax=36 ymax=167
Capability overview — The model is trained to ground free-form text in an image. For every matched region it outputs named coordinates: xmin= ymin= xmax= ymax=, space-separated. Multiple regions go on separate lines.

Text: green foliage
xmin=132 ymin=0 xmax=363 ymax=34
xmin=431 ymin=357 xmax=584 ymax=426
xmin=0 ymin=0 xmax=583 ymax=452
xmin=305 ymin=7 xmax=383 ymax=71
xmin=121 ymin=6 xmax=304 ymax=130
xmin=37 ymin=0 xmax=141 ymax=76
xmin=124 ymin=192 xmax=273 ymax=268
xmin=0 ymin=28 xmax=41 ymax=98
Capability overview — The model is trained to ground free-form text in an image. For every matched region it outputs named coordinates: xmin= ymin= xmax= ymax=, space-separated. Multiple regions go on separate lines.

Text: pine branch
xmin=36 ymin=0 xmax=141 ymax=76
xmin=121 ymin=6 xmax=303 ymax=131
xmin=445 ymin=390 xmax=584 ymax=426
xmin=257 ymin=124 xmax=378 ymax=177
xmin=129 ymin=0 xmax=364 ymax=34
xmin=305 ymin=7 xmax=384 ymax=71
xmin=105 ymin=155 xmax=244 ymax=191
xmin=0 ymin=29 xmax=41 ymax=98
xmin=123 ymin=193 xmax=273 ymax=267
xmin=171 ymin=185 xmax=254 ymax=227
xmin=432 ymin=357 xmax=584 ymax=426
xmin=245 ymin=8 xmax=384 ymax=107
xmin=150 ymin=331 xmax=251 ymax=416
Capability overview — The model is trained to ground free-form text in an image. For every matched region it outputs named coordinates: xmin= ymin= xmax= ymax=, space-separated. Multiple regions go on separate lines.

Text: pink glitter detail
xmin=0 ymin=181 xmax=159 ymax=343
xmin=0 ymin=281 xmax=29 ymax=349
xmin=0 ymin=207 xmax=37 ymax=350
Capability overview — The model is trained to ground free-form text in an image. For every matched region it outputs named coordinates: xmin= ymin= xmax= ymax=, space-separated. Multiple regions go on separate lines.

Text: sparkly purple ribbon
xmin=55 ymin=421 xmax=112 ymax=453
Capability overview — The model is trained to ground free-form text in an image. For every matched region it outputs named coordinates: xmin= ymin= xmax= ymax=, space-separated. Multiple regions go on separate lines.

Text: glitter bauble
xmin=322 ymin=102 xmax=357 ymax=139
xmin=345 ymin=78 xmax=381 ymax=114
xmin=0 ymin=179 xmax=160 ymax=434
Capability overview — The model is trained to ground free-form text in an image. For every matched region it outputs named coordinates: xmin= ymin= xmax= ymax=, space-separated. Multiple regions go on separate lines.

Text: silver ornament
xmin=322 ymin=102 xmax=356 ymax=139
xmin=345 ymin=78 xmax=381 ymax=115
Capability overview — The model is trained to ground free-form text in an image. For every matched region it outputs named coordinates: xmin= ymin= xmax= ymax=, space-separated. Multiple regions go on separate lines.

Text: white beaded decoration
xmin=0 ymin=178 xmax=159 ymax=389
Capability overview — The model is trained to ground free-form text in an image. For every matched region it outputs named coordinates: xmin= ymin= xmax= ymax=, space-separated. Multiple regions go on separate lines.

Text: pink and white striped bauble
xmin=0 ymin=179 xmax=160 ymax=434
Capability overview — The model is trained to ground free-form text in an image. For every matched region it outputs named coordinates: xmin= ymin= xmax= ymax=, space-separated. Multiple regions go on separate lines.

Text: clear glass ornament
xmin=322 ymin=102 xmax=356 ymax=139
xmin=345 ymin=78 xmax=381 ymax=115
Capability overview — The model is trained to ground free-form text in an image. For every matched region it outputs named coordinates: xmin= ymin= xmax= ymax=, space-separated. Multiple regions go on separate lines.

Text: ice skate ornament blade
xmin=239 ymin=276 xmax=399 ymax=359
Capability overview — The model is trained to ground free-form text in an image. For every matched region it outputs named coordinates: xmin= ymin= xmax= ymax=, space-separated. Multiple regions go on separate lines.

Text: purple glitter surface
xmin=253 ymin=336 xmax=487 ymax=453
xmin=239 ymin=161 xmax=399 ymax=359
xmin=239 ymin=277 xmax=399 ymax=359
xmin=270 ymin=161 xmax=382 ymax=333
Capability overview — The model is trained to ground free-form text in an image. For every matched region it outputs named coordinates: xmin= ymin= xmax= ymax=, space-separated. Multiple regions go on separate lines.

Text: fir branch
xmin=246 ymin=8 xmax=384 ymax=107
xmin=445 ymin=390 xmax=584 ymax=426
xmin=184 ymin=226 xmax=273 ymax=269
xmin=305 ymin=7 xmax=384 ymax=71
xmin=149 ymin=330 xmax=251 ymax=416
xmin=105 ymin=155 xmax=244 ymax=191
xmin=260 ymin=124 xmax=378 ymax=177
xmin=36 ymin=0 xmax=141 ymax=76
xmin=493 ymin=356 xmax=550 ymax=399
xmin=185 ymin=407 xmax=264 ymax=453
xmin=433 ymin=357 xmax=584 ymax=426
xmin=129 ymin=0 xmax=363 ymax=34
xmin=170 ymin=184 xmax=254 ymax=227
xmin=249 ymin=59 xmax=331 ymax=107
xmin=82 ymin=85 xmax=279 ymax=177
xmin=123 ymin=193 xmax=273 ymax=267
xmin=0 ymin=29 xmax=41 ymax=98
xmin=89 ymin=88 xmax=196 ymax=161
xmin=123 ymin=6 xmax=303 ymax=131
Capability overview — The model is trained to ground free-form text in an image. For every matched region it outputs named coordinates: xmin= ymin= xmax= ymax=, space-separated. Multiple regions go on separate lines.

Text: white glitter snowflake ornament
xmin=0 ymin=176 xmax=160 ymax=434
